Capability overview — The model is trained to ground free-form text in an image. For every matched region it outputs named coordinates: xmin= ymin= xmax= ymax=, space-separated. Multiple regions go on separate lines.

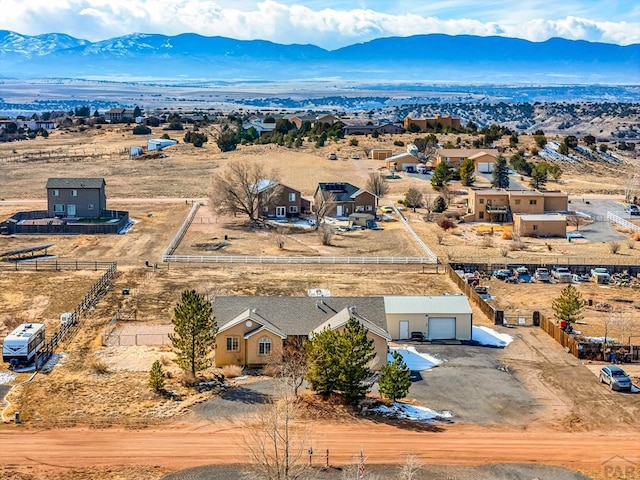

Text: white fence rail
xmin=162 ymin=202 xmax=201 ymax=259
xmin=164 ymin=255 xmax=434 ymax=264
xmin=392 ymin=205 xmax=439 ymax=263
xmin=607 ymin=211 xmax=640 ymax=233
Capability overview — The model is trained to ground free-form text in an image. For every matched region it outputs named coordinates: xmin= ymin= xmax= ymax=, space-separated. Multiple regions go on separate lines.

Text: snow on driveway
xmin=372 ymin=402 xmax=453 ymax=422
xmin=472 ymin=326 xmax=513 ymax=347
xmin=388 ymin=346 xmax=442 ymax=371
xmin=0 ymin=372 xmax=15 ymax=384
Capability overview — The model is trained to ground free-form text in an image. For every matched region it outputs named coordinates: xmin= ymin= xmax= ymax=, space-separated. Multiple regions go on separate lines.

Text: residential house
xmin=46 ymin=177 xmax=107 ymax=218
xmin=105 ymin=108 xmax=135 ymax=122
xmin=434 ymin=148 xmax=499 ymax=168
xmin=316 ymin=114 xmax=339 ymax=125
xmin=242 ymin=119 xmax=277 ymax=136
xmin=513 ymin=213 xmax=567 ymax=237
xmin=289 ymin=114 xmax=317 ymax=129
xmin=383 ymin=295 xmax=473 ymax=341
xmin=214 ymin=296 xmax=389 ymax=369
xmin=370 ymin=148 xmax=393 ymax=160
xmin=255 ymin=180 xmax=304 ymax=219
xmin=386 ymin=152 xmax=420 ymax=172
xmin=342 ymin=123 xmax=403 ymax=135
xmin=403 ymin=115 xmax=461 ymax=131
xmin=314 ymin=182 xmax=377 ymax=218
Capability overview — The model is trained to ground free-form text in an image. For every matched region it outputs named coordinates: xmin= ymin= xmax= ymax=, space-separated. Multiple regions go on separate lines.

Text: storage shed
xmin=383 ymin=295 xmax=473 ymax=341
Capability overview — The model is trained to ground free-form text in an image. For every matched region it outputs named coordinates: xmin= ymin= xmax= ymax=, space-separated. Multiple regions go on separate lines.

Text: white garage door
xmin=428 ymin=317 xmax=456 ymax=340
xmin=478 ymin=162 xmax=494 ymax=173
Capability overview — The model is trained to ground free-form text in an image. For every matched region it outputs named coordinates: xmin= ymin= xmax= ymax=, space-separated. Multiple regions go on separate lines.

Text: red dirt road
xmin=0 ymin=421 xmax=637 ymax=473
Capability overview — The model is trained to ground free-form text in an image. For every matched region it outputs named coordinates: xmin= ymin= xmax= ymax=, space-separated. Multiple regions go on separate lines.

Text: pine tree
xmin=433 ymin=196 xmax=447 ymax=213
xmin=149 ymin=359 xmax=165 ymax=392
xmin=552 ymin=285 xmax=587 ymax=325
xmin=305 ymin=327 xmax=341 ymax=398
xmin=459 ymin=157 xmax=476 ymax=187
xmin=337 ymin=317 xmax=376 ymax=404
xmin=169 ymin=290 xmax=216 ymax=376
xmin=379 ymin=350 xmax=411 ymax=402
xmin=491 ymin=155 xmax=510 ymax=189
xmin=431 ymin=161 xmax=453 ymax=189
xmin=529 ymin=163 xmax=548 ymax=189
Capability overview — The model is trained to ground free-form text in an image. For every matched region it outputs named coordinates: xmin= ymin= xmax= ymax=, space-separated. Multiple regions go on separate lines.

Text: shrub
xmin=481 ymin=236 xmax=493 ymax=248
xmin=90 ymin=359 xmax=109 ymax=375
xmin=501 ymin=229 xmax=513 ymax=240
xmin=609 ymin=242 xmax=621 ymax=254
xmin=627 ymin=239 xmax=635 ymax=250
xmin=349 ymin=138 xmax=359 ymax=146
xmin=132 ymin=125 xmax=152 ymax=135
xmin=436 ymin=232 xmax=444 ymax=245
xmin=509 ymin=241 xmax=526 ymax=251
xmin=393 ymin=140 xmax=405 ymax=147
xmin=149 ymin=360 xmax=165 ymax=392
xmin=499 ymin=246 xmax=509 ymax=257
xmin=160 ymin=354 xmax=172 ymax=366
xmin=320 ymin=225 xmax=334 ymax=246
xmin=633 ymin=231 xmax=640 ymax=242
xmin=437 ymin=217 xmax=456 ymax=231
xmin=222 ymin=364 xmax=244 ymax=378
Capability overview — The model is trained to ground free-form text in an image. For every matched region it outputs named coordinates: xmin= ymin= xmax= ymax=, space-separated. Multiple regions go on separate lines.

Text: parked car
xmin=534 ymin=268 xmax=550 ymax=282
xmin=513 ymin=266 xmax=532 ymax=283
xmin=492 ymin=269 xmax=513 ymax=281
xmin=380 ymin=206 xmax=394 ymax=213
xmin=551 ymin=267 xmax=573 ymax=283
xmin=328 ymin=153 xmax=338 ymax=160
xmin=625 ymin=204 xmax=640 ymax=216
xmin=599 ymin=365 xmax=632 ymax=391
xmin=591 ymin=267 xmax=611 ymax=284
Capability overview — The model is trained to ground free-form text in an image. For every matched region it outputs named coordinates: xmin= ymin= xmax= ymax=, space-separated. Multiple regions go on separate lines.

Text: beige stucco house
xmin=383 ymin=295 xmax=473 ymax=341
xmin=403 ymin=115 xmax=461 ymax=131
xmin=434 ymin=148 xmax=499 ymax=168
xmin=513 ymin=213 xmax=567 ymax=237
xmin=214 ymin=296 xmax=389 ymax=369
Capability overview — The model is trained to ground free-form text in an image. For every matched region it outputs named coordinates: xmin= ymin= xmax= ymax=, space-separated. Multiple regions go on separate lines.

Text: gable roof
xmin=311 ymin=307 xmax=392 ymax=341
xmin=218 ymin=308 xmax=287 ymax=338
xmin=386 ymin=152 xmax=419 ymax=162
xmin=215 ymin=296 xmax=387 ymax=336
xmin=254 ymin=179 xmax=301 ymax=194
xmin=46 ymin=178 xmax=105 ymax=189
xmin=437 ymin=148 xmax=499 ymax=159
xmin=468 ymin=151 xmax=499 ymax=160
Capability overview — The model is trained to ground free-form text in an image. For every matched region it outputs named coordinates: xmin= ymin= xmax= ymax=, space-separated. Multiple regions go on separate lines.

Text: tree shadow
xmin=361 ymin=413 xmax=447 ymax=433
xmin=219 ymin=386 xmax=272 ymax=404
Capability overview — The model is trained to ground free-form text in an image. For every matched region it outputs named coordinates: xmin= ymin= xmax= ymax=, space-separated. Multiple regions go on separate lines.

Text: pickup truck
xmin=534 ymin=268 xmax=550 ymax=282
xmin=552 ymin=267 xmax=573 ymax=283
xmin=591 ymin=267 xmax=611 ymax=284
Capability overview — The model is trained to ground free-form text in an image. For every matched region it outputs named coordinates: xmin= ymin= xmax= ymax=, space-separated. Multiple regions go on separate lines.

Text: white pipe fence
xmin=392 ymin=205 xmax=439 ymax=263
xmin=162 ymin=202 xmax=201 ymax=259
xmin=607 ymin=211 xmax=640 ymax=233
xmin=163 ymin=255 xmax=434 ymax=264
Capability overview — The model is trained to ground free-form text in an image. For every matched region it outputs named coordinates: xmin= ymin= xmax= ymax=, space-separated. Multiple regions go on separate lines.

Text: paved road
xmin=568 ymin=196 xmax=627 ymax=242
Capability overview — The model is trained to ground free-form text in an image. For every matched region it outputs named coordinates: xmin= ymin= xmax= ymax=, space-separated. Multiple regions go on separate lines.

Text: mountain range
xmin=1 ymin=31 xmax=639 ymax=83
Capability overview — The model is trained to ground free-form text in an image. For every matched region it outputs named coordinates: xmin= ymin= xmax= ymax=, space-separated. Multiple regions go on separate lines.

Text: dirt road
xmin=0 ymin=421 xmax=636 ymax=474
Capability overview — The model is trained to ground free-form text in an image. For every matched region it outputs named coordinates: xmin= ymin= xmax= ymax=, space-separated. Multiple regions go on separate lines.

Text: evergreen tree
xmin=379 ymin=350 xmax=411 ymax=402
xmin=149 ymin=360 xmax=165 ymax=392
xmin=431 ymin=161 xmax=453 ymax=189
xmin=305 ymin=327 xmax=341 ymax=398
xmin=133 ymin=106 xmax=142 ymax=117
xmin=529 ymin=163 xmax=548 ymax=189
xmin=459 ymin=157 xmax=476 ymax=187
xmin=552 ymin=285 xmax=587 ymax=326
xmin=491 ymin=155 xmax=510 ymax=189
xmin=169 ymin=290 xmax=216 ymax=376
xmin=336 ymin=318 xmax=376 ymax=404
xmin=433 ymin=196 xmax=447 ymax=213
xmin=216 ymin=125 xmax=239 ymax=152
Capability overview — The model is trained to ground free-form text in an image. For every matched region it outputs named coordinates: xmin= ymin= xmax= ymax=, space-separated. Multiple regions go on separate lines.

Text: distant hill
xmin=1 ymin=31 xmax=638 ymax=83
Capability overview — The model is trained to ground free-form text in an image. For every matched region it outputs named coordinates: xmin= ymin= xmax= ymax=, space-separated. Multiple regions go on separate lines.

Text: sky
xmin=1 ymin=0 xmax=639 ymax=49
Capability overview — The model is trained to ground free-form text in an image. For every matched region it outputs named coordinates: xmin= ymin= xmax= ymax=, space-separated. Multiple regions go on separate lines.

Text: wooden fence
xmin=162 ymin=201 xmax=201 ymax=259
xmin=446 ymin=264 xmax=498 ymax=322
xmin=539 ymin=313 xmax=579 ymax=357
xmin=0 ymin=260 xmax=115 ymax=271
xmin=36 ymin=262 xmax=118 ymax=369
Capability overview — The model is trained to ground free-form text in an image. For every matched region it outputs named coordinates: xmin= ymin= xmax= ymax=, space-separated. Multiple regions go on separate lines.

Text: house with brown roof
xmin=214 ymin=296 xmax=390 ymax=368
xmin=314 ymin=182 xmax=377 ymax=218
xmin=403 ymin=115 xmax=461 ymax=131
xmin=255 ymin=180 xmax=306 ymax=219
xmin=342 ymin=123 xmax=403 ymax=135
xmin=435 ymin=148 xmax=499 ymax=168
xmin=105 ymin=108 xmax=135 ymax=122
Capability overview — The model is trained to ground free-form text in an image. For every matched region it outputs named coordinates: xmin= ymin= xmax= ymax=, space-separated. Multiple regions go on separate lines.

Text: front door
xmin=399 ymin=321 xmax=409 ymax=340
xmin=67 ymin=204 xmax=77 ymax=217
xmin=275 ymin=206 xmax=286 ymax=218
xmin=336 ymin=205 xmax=343 ymax=217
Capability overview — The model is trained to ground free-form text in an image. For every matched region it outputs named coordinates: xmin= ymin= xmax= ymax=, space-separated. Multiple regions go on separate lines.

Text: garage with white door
xmin=383 ymin=295 xmax=473 ymax=341
xmin=427 ymin=317 xmax=457 ymax=340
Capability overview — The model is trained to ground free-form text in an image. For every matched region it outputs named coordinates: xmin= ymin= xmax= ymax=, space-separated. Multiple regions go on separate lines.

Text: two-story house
xmin=314 ymin=182 xmax=378 ymax=218
xmin=256 ymin=180 xmax=305 ymax=219
xmin=46 ymin=178 xmax=107 ymax=218
xmin=434 ymin=148 xmax=499 ymax=169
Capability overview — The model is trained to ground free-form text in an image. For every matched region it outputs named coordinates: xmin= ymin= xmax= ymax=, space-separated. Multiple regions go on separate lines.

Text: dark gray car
xmin=599 ymin=365 xmax=632 ymax=391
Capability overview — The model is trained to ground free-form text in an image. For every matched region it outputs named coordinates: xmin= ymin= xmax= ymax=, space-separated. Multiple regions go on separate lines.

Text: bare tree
xmin=612 ymin=314 xmax=634 ymax=346
xmin=624 ymin=172 xmax=638 ymax=203
xmin=319 ymin=224 xmax=334 ymax=246
xmin=404 ymin=188 xmax=423 ymax=212
xmin=241 ymin=381 xmax=309 ymax=480
xmin=313 ymin=191 xmax=336 ymax=230
xmin=422 ymin=192 xmax=435 ymax=221
xmin=567 ymin=212 xmax=590 ymax=231
xmin=210 ymin=162 xmax=280 ymax=222
xmin=278 ymin=337 xmax=307 ymax=397
xmin=398 ymin=454 xmax=422 ymax=480
xmin=366 ymin=172 xmax=389 ymax=198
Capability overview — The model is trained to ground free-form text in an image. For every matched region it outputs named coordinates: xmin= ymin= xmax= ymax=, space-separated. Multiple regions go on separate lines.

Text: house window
xmin=533 ymin=225 xmax=538 ymax=231
xmin=514 ymin=199 xmax=521 ymax=205
xmin=356 ymin=205 xmax=364 ymax=212
xmin=52 ymin=189 xmax=59 ymax=197
xmin=365 ymin=205 xmax=372 ymax=211
xmin=53 ymin=204 xmax=65 ymax=213
xmin=288 ymin=192 xmax=296 ymax=202
xmin=479 ymin=199 xmax=484 ymax=204
xmin=289 ymin=206 xmax=298 ymax=214
xmin=258 ymin=337 xmax=272 ymax=356
xmin=226 ymin=337 xmax=239 ymax=352
xmin=70 ymin=189 xmax=78 ymax=197
xmin=88 ymin=203 xmax=94 ymax=211
xmin=479 ymin=211 xmax=484 ymax=219
xmin=263 ymin=206 xmax=269 ymax=212
xmin=529 ymin=199 xmax=537 ymax=205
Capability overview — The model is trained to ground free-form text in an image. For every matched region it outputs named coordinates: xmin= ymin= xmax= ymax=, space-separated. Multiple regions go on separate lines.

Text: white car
xmin=552 ymin=267 xmax=573 ymax=283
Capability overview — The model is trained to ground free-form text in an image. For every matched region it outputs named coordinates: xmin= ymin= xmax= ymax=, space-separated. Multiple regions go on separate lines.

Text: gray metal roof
xmin=46 ymin=178 xmax=105 ymax=189
xmin=215 ymin=296 xmax=387 ymax=336
xmin=383 ymin=295 xmax=472 ymax=315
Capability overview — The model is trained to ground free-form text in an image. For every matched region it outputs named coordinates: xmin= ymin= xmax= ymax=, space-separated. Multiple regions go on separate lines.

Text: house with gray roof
xmin=214 ymin=296 xmax=389 ymax=368
xmin=46 ymin=177 xmax=107 ymax=218
xmin=313 ymin=182 xmax=377 ymax=218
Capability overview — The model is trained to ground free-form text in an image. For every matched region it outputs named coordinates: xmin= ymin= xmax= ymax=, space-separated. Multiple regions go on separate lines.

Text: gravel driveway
xmin=192 ymin=378 xmax=275 ymax=421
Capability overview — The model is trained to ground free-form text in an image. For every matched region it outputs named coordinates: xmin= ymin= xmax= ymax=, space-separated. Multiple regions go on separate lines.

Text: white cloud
xmin=0 ymin=0 xmax=638 ymax=48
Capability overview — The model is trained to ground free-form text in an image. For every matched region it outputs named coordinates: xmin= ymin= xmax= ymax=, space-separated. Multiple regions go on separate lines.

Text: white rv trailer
xmin=2 ymin=323 xmax=46 ymax=365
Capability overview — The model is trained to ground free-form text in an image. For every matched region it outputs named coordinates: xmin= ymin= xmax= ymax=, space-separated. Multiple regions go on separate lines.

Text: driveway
xmin=568 ymin=197 xmax=627 ymax=242
xmin=192 ymin=378 xmax=275 ymax=421
xmin=405 ymin=343 xmax=538 ymax=425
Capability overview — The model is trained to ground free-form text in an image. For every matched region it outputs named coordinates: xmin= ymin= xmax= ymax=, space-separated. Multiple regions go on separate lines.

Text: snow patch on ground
xmin=472 ymin=326 xmax=513 ymax=347
xmin=388 ymin=347 xmax=442 ymax=371
xmin=372 ymin=402 xmax=453 ymax=422
xmin=40 ymin=353 xmax=67 ymax=372
xmin=0 ymin=371 xmax=16 ymax=384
